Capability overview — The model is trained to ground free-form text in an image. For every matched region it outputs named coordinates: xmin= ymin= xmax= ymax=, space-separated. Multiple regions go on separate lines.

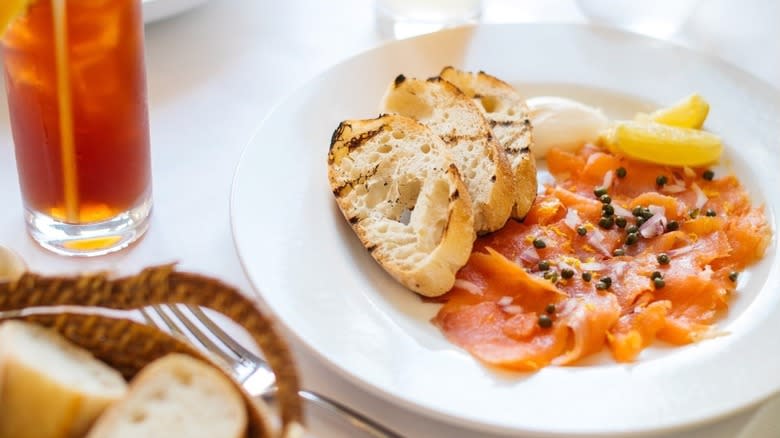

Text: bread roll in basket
xmin=0 ymin=264 xmax=302 ymax=438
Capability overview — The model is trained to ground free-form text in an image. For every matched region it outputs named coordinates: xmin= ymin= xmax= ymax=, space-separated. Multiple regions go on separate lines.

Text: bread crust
xmin=439 ymin=66 xmax=538 ymax=220
xmin=328 ymin=114 xmax=475 ymax=297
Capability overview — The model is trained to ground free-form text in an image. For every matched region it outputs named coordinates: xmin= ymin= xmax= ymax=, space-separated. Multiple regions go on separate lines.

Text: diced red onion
xmin=502 ymin=305 xmax=524 ymax=315
xmin=692 ymin=183 xmax=708 ymax=209
xmin=602 ymin=170 xmax=614 ymax=189
xmin=580 ymin=262 xmax=605 ymax=271
xmin=564 ymin=208 xmax=581 ymax=230
xmin=497 ymin=296 xmax=513 ymax=306
xmin=668 ymin=245 xmax=694 ymax=257
xmin=639 ymin=213 xmax=667 ymax=238
xmin=662 ymin=183 xmax=687 ymax=194
xmin=559 ymin=260 xmax=576 ymax=273
xmin=587 ymin=229 xmax=611 ymax=256
xmin=648 ymin=205 xmax=666 ymax=217
xmin=454 ymin=279 xmax=483 ymax=296
xmin=517 ymin=247 xmax=540 ymax=264
xmin=613 ymin=261 xmax=627 ymax=278
xmin=612 ymin=203 xmax=632 ymax=217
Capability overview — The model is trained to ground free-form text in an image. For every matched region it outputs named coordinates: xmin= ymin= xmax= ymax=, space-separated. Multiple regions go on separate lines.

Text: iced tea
xmin=2 ymin=0 xmax=151 ymax=255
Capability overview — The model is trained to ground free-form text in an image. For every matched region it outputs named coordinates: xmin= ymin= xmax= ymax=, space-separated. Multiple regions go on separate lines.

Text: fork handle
xmin=262 ymin=388 xmax=404 ymax=438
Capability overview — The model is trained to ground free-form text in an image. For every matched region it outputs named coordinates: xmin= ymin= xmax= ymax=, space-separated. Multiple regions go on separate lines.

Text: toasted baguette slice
xmin=381 ymin=75 xmax=515 ymax=233
xmin=0 ymin=321 xmax=127 ymax=438
xmin=439 ymin=67 xmax=538 ymax=219
xmin=86 ymin=354 xmax=246 ymax=438
xmin=328 ymin=114 xmax=475 ymax=297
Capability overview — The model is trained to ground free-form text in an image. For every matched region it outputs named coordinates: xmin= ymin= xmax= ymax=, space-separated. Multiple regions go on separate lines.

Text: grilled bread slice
xmin=381 ymin=75 xmax=515 ymax=233
xmin=439 ymin=67 xmax=537 ymax=219
xmin=86 ymin=354 xmax=247 ymax=438
xmin=0 ymin=321 xmax=127 ymax=438
xmin=328 ymin=114 xmax=475 ymax=297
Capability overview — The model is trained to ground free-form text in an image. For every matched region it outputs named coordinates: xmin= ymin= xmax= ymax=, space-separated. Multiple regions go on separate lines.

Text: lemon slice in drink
xmin=605 ymin=120 xmax=723 ymax=166
xmin=0 ymin=0 xmax=30 ymax=37
xmin=636 ymin=93 xmax=711 ymax=129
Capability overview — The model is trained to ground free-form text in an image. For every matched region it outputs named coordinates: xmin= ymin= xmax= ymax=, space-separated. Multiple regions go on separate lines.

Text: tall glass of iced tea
xmin=2 ymin=0 xmax=152 ymax=256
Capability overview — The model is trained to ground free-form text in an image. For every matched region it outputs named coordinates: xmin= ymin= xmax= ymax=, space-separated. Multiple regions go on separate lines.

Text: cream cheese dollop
xmin=526 ymin=96 xmax=609 ymax=159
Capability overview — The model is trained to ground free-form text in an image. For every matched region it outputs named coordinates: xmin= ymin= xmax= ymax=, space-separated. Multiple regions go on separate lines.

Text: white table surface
xmin=1 ymin=0 xmax=778 ymax=436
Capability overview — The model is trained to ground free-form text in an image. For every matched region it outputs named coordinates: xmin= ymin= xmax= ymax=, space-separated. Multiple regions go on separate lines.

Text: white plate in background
xmin=231 ymin=24 xmax=780 ymax=436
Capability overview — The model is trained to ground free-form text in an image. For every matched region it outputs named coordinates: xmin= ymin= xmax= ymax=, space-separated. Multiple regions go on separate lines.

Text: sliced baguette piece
xmin=0 ymin=320 xmax=127 ymax=438
xmin=439 ymin=66 xmax=538 ymax=219
xmin=328 ymin=114 xmax=475 ymax=297
xmin=86 ymin=354 xmax=247 ymax=438
xmin=381 ymin=74 xmax=515 ymax=233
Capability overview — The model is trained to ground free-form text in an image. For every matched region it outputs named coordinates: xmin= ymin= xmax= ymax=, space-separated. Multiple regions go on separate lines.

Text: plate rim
xmin=230 ymin=22 xmax=780 ymax=436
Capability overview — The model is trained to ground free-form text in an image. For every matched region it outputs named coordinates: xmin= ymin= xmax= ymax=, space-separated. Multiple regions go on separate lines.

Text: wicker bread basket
xmin=0 ymin=264 xmax=302 ymax=438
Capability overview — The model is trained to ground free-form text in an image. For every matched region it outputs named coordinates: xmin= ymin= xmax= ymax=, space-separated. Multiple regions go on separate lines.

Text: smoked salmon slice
xmin=434 ymin=144 xmax=771 ymax=369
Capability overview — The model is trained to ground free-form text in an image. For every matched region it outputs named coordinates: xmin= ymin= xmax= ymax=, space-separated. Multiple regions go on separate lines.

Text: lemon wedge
xmin=637 ymin=93 xmax=710 ymax=129
xmin=1 ymin=0 xmax=30 ymax=37
xmin=606 ymin=120 xmax=722 ymax=166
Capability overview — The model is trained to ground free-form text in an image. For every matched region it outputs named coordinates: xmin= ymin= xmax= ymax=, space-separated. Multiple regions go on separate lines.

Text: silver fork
xmin=139 ymin=304 xmax=402 ymax=438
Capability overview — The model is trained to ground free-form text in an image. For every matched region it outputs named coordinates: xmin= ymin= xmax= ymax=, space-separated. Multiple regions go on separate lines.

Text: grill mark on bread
xmin=329 ymin=122 xmax=387 ymax=165
xmin=394 ymin=74 xmax=406 ymax=87
xmin=439 ymin=133 xmax=486 ymax=145
xmin=333 ymin=164 xmax=380 ymax=197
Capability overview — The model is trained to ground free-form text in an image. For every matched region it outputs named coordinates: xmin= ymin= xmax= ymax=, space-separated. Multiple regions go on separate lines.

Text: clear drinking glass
xmin=376 ymin=0 xmax=482 ymax=40
xmin=576 ymin=0 xmax=701 ymax=39
xmin=2 ymin=0 xmax=152 ymax=256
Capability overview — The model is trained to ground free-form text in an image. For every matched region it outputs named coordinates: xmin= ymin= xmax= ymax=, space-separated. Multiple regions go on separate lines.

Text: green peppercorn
xmin=547 ymin=272 xmax=559 ymax=283
xmin=636 ymin=217 xmax=647 ymax=227
xmin=561 ymin=268 xmax=574 ymax=279
xmin=538 ymin=314 xmax=553 ymax=328
xmin=651 ymin=271 xmax=663 ymax=280
xmin=657 ymin=253 xmax=670 ymax=265
xmin=545 ymin=303 xmax=556 ymax=314
xmin=613 ymin=248 xmax=626 ymax=256
xmin=602 ymin=204 xmax=615 ymax=216
xmin=616 ymin=167 xmax=627 ymax=178
xmin=705 ymin=209 xmax=717 ymax=217
xmin=582 ymin=272 xmax=592 ymax=282
xmin=600 ymin=194 xmax=612 ymax=204
xmin=625 ymin=232 xmax=639 ymax=245
xmin=632 ymin=206 xmax=643 ymax=217
xmin=576 ymin=225 xmax=587 ymax=236
xmin=666 ymin=220 xmax=679 ymax=232
xmin=543 ymin=270 xmax=554 ymax=280
xmin=654 ymin=278 xmax=666 ymax=289
xmin=656 ymin=175 xmax=668 ymax=186
xmin=595 ymin=281 xmax=608 ymax=290
xmin=538 ymin=260 xmax=550 ymax=271
xmin=729 ymin=271 xmax=739 ymax=282
xmin=640 ymin=207 xmax=653 ymax=219
xmin=703 ymin=170 xmax=715 ymax=181
xmin=594 ymin=187 xmax=608 ymax=197
xmin=533 ymin=238 xmax=546 ymax=249
xmin=626 ymin=225 xmax=639 ymax=234
xmin=598 ymin=216 xmax=614 ymax=229
xmin=690 ymin=209 xmax=700 ymax=219
xmin=615 ymin=216 xmax=627 ymax=228
xmin=601 ymin=276 xmax=612 ymax=287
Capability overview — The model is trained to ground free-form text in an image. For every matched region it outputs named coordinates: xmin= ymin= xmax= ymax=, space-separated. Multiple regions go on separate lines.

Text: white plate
xmin=142 ymin=0 xmax=208 ymax=23
xmin=231 ymin=24 xmax=780 ymax=435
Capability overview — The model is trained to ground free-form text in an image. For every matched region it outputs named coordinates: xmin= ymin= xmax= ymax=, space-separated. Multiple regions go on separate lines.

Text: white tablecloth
xmin=1 ymin=0 xmax=777 ymax=436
